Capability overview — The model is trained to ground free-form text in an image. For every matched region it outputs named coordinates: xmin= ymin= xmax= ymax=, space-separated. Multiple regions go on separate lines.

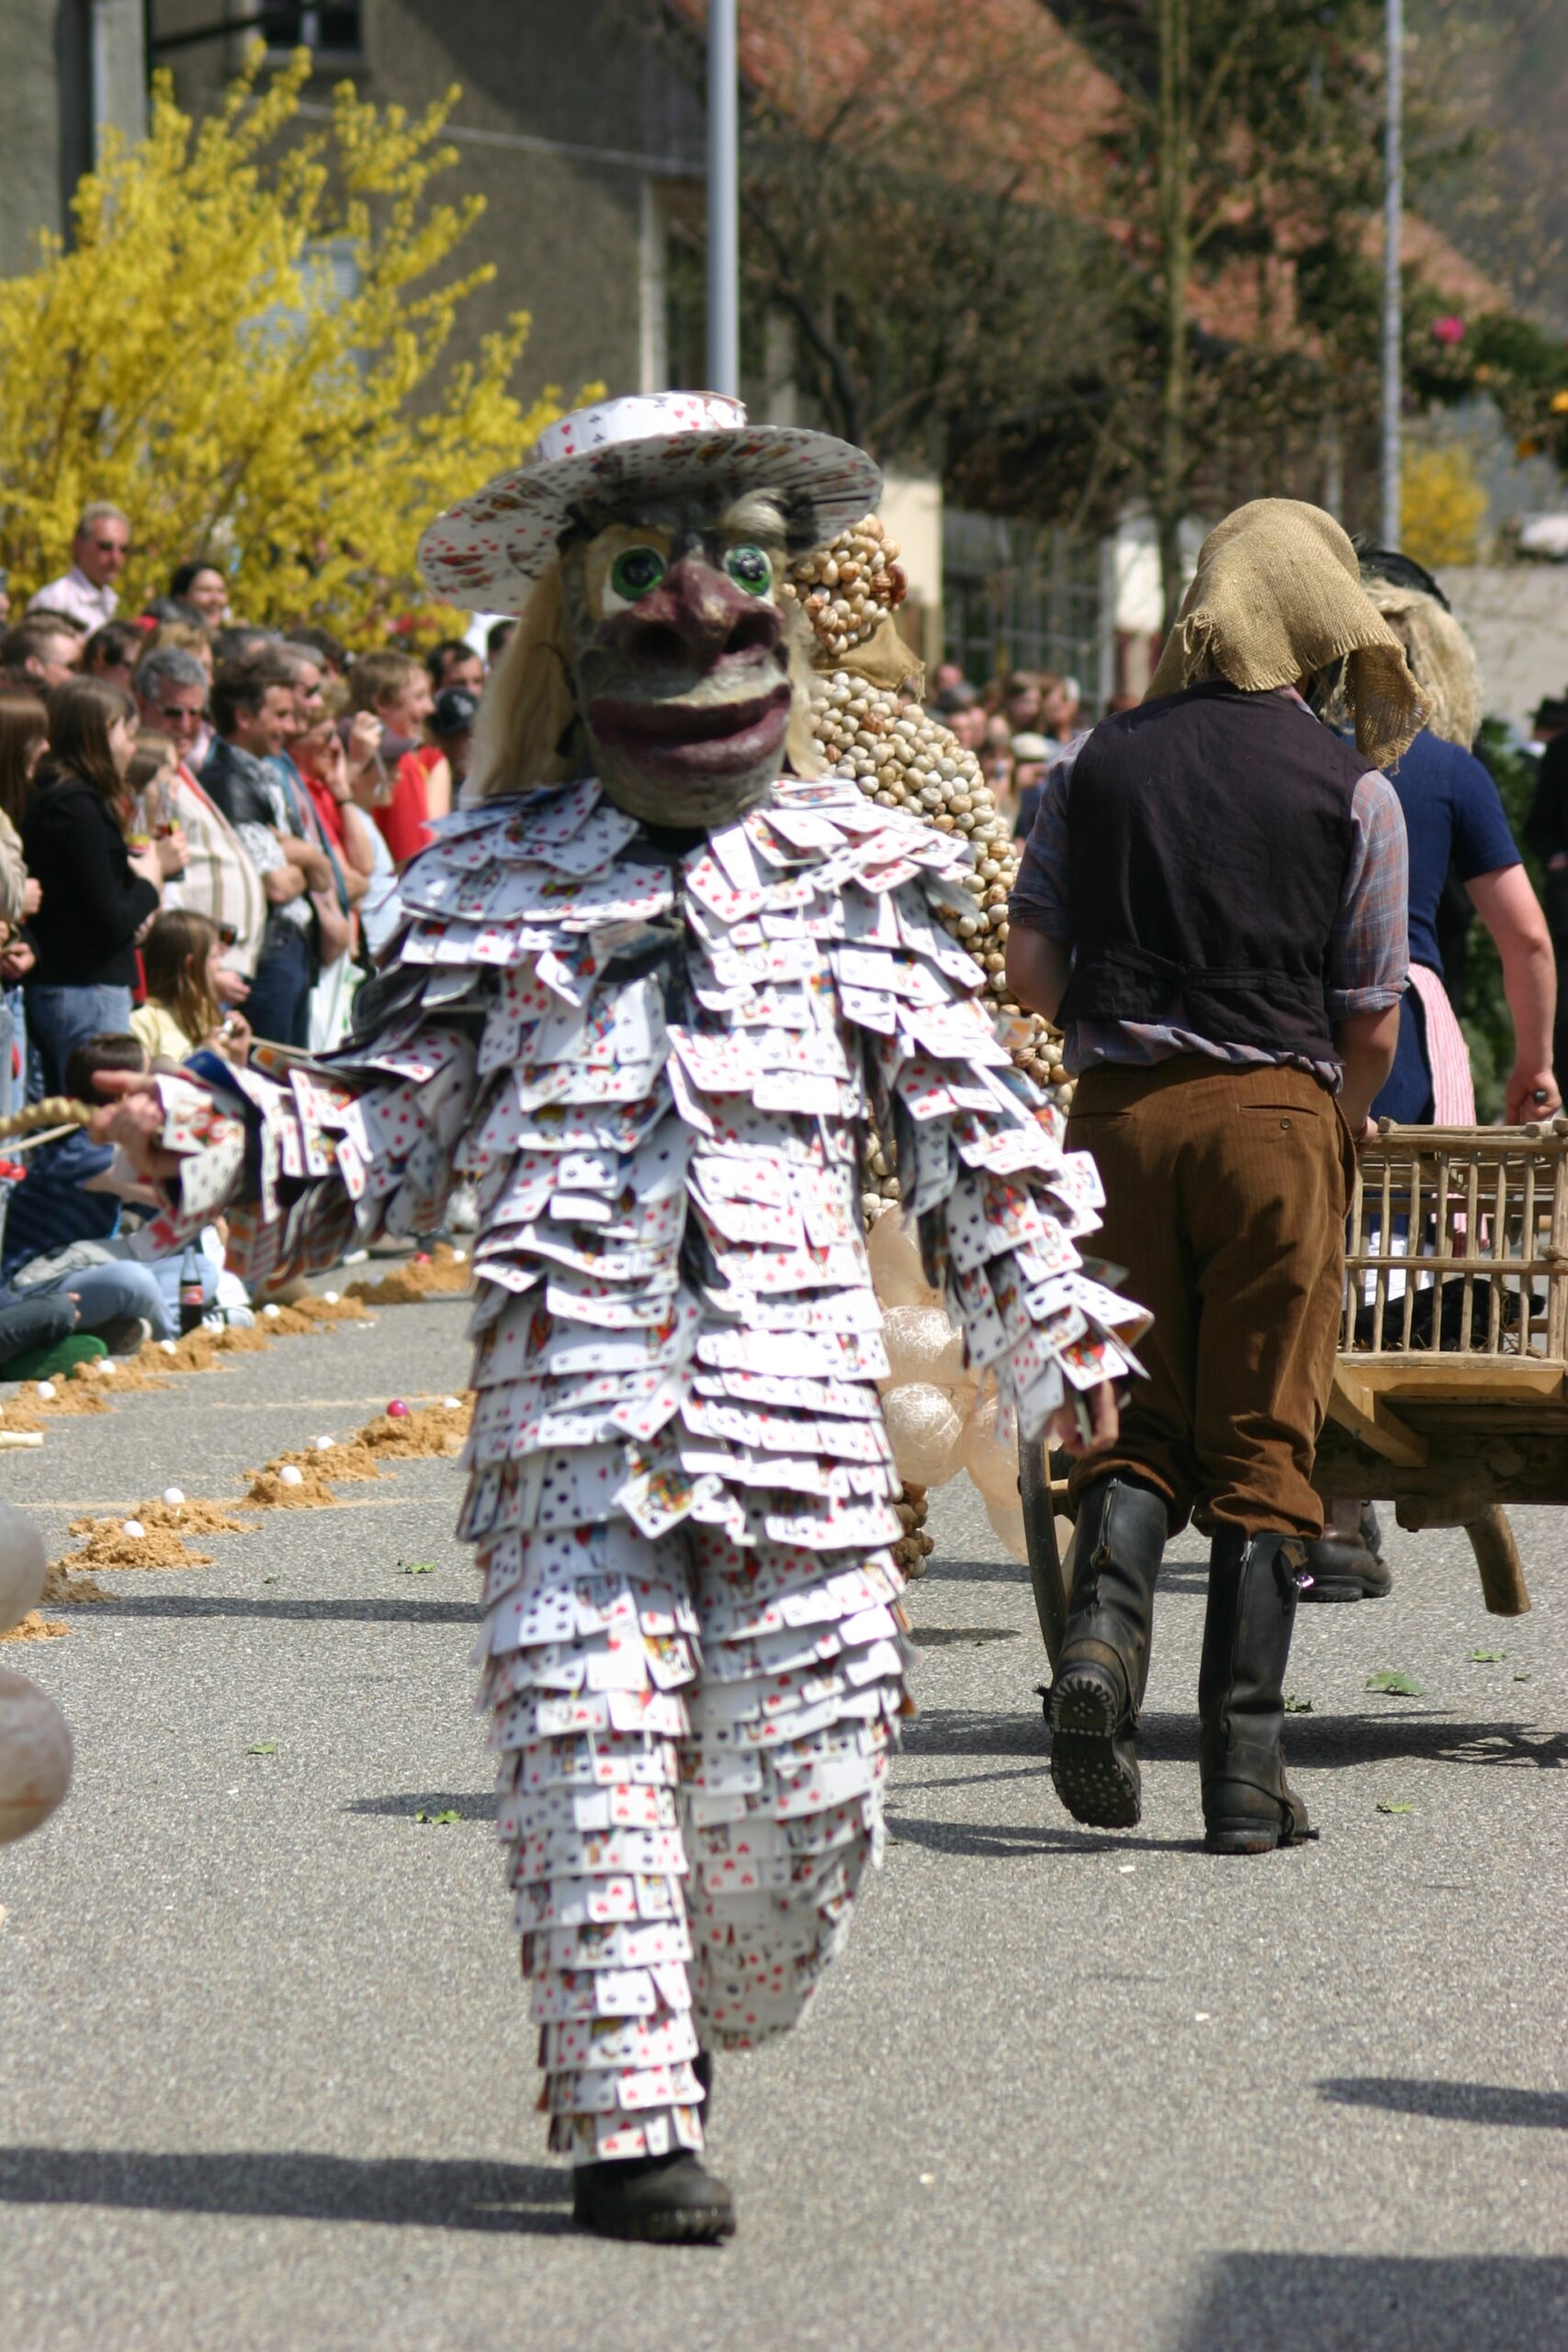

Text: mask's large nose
xmin=607 ymin=554 xmax=783 ymax=669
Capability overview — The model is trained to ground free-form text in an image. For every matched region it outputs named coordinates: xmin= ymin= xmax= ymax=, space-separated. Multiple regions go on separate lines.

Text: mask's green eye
xmin=724 ymin=544 xmax=773 ymax=595
xmin=609 ymin=546 xmax=667 ymax=602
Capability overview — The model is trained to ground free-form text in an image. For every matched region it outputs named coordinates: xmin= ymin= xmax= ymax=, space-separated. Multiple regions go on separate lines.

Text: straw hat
xmin=1148 ymin=499 xmax=1424 ymax=768
xmin=418 ymin=393 xmax=883 ymax=613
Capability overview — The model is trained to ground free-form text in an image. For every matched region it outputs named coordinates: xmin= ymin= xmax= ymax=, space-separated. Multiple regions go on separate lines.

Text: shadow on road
xmin=901 ymin=1707 xmax=1050 ymax=1758
xmin=908 ymin=1626 xmax=1021 ymax=1646
xmin=861 ymin=1700 xmax=1565 ymax=1777
xmin=0 ymin=2146 xmax=572 ymax=2234
xmin=1276 ymin=1715 xmax=1568 ymax=1771
xmin=1178 ymin=2252 xmax=1568 ymax=2351
xmin=1318 ymin=2077 xmax=1568 ymax=2130
xmin=886 ymin=1812 xmax=1205 ymax=1860
xmin=59 ymin=1596 xmax=479 ymax=1624
xmin=346 ymin=1791 xmax=495 ymax=1819
xmin=920 ymin=1556 xmax=1031 ymax=1585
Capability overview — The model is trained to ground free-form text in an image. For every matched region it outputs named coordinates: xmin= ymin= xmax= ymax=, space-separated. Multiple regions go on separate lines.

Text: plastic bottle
xmin=177 ymin=1246 xmax=205 ymax=1336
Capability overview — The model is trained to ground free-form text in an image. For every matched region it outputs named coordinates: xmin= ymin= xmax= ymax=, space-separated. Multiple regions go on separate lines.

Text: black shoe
xmin=1048 ymin=1476 xmax=1167 ymax=1829
xmin=571 ymin=2150 xmax=736 ymax=2245
xmin=1299 ymin=1504 xmax=1392 ymax=1602
xmin=96 ymin=1314 xmax=154 ymax=1361
xmin=1200 ymin=1526 xmax=1316 ymax=1855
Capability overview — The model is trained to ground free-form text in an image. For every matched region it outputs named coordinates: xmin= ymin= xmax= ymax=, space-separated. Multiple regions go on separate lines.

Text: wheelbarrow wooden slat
xmin=1336 ymin=1119 xmax=1568 ymax=1613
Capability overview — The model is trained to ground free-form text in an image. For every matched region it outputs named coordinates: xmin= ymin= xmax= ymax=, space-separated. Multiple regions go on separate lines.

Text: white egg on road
xmin=0 ymin=1504 xmax=47 ymax=1635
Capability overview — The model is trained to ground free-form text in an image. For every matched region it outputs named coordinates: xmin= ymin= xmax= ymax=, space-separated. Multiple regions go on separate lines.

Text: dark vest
xmin=1059 ymin=682 xmax=1363 ymax=1068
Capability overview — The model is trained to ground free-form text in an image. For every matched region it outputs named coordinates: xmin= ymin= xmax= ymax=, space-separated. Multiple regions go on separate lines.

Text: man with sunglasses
xmin=28 ymin=503 xmax=131 ymax=632
xmin=135 ymin=645 xmax=265 ymax=1003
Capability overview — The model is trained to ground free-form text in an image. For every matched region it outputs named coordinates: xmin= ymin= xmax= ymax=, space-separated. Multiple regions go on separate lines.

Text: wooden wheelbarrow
xmin=1021 ymin=1118 xmax=1568 ymax=1657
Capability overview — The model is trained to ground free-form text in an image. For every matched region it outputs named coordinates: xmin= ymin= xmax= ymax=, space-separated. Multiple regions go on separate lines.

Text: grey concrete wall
xmin=155 ymin=0 xmax=704 ymax=408
xmin=0 ymin=0 xmax=146 ymax=277
xmin=1445 ymin=564 xmax=1568 ymax=734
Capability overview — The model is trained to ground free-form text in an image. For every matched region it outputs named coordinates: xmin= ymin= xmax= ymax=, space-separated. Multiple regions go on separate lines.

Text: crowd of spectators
xmin=922 ymin=659 xmax=1130 ymax=840
xmin=0 ymin=500 xmax=495 ymax=1377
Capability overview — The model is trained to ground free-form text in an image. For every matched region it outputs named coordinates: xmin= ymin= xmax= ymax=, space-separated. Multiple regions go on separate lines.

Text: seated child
xmin=0 ymin=1034 xmax=220 ymax=1350
xmin=130 ymin=908 xmax=252 ymax=1066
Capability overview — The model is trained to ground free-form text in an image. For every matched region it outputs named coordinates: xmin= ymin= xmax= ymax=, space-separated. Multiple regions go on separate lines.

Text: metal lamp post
xmin=706 ymin=0 xmax=740 ymax=398
xmin=1381 ymin=0 xmax=1404 ymax=548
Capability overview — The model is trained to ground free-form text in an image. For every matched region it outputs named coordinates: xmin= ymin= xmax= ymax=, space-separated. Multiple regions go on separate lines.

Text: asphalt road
xmin=1 ymin=1295 xmax=1564 ymax=2351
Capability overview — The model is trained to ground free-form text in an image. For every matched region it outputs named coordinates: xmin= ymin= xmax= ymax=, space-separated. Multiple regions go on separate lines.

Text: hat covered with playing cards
xmin=417 ymin=391 xmax=884 ymax=612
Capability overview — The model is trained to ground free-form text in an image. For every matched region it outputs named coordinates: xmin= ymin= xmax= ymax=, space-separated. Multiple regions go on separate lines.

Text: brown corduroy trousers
xmin=1066 ymin=1056 xmax=1356 ymax=1539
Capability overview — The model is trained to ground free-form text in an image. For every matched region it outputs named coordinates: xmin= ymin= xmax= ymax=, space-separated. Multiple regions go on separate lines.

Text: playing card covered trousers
xmin=478 ymin=1518 xmax=906 ymax=2165
xmin=1065 ymin=1056 xmax=1355 ymax=1538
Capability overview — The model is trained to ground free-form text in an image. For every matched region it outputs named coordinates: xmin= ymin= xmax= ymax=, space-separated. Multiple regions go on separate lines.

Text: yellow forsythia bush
xmin=1399 ymin=446 xmax=1488 ymax=571
xmin=0 ymin=44 xmax=584 ymax=636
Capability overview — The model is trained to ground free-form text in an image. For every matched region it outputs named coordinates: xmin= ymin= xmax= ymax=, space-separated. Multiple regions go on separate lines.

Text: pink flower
xmin=1431 ymin=315 xmax=1467 ymax=346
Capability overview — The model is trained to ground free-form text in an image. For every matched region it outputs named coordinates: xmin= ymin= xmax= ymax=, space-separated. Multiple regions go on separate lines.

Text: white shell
xmin=0 ymin=1669 xmax=73 ymax=1844
xmin=322 ymin=1291 xmax=339 ymax=1305
xmin=443 ymin=1396 xmax=463 ymax=1409
xmin=263 ymin=1304 xmax=281 ymax=1319
xmin=161 ymin=1339 xmax=177 ymax=1354
xmin=122 ymin=1520 xmax=145 ymax=1540
xmin=34 ymin=1381 xmax=55 ymax=1400
xmin=278 ymin=1464 xmax=304 ymax=1487
xmin=0 ymin=1504 xmax=47 ymax=1636
xmin=162 ymin=1487 xmax=186 ymax=1507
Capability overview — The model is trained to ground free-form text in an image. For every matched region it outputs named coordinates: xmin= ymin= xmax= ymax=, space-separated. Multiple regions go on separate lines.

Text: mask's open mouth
xmin=588 ymin=681 xmax=791 ymax=775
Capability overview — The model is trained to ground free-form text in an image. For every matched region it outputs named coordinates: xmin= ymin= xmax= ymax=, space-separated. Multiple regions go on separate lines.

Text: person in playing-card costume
xmin=100 ymin=396 xmax=1138 ymax=2244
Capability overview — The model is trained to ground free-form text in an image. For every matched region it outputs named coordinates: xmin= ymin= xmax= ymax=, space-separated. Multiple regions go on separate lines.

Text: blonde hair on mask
xmin=467 ymin=559 xmax=580 ymax=802
xmin=1360 ymin=578 xmax=1480 ymax=750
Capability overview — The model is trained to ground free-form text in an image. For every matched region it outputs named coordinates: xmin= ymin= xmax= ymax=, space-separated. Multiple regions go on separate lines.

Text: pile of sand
xmin=209 ymin=1324 xmax=272 ymax=1355
xmin=347 ymin=1243 xmax=470 ymax=1306
xmin=269 ymin=1442 xmax=383 ymax=1484
xmin=40 ymin=1564 xmax=113 ymax=1605
xmin=0 ymin=1612 xmax=66 ymax=1643
xmin=254 ymin=1304 xmax=327 ymax=1337
xmin=68 ymin=1498 xmax=256 ymax=1540
xmin=244 ymin=1464 xmax=340 ymax=1509
xmin=55 ymin=1522 xmax=215 ymax=1571
xmin=71 ymin=1357 xmax=171 ymax=1393
xmin=131 ymin=1332 xmax=223 ymax=1376
xmin=292 ymin=1295 xmax=371 ymax=1326
xmin=17 ymin=1380 xmax=110 ymax=1417
xmin=354 ymin=1399 xmax=469 ymax=1460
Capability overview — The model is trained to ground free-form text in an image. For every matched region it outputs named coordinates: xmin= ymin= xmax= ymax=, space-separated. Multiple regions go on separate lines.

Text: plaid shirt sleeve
xmin=1007 ymin=736 xmax=1086 ymax=936
xmin=1325 ymin=772 xmax=1409 ymax=1017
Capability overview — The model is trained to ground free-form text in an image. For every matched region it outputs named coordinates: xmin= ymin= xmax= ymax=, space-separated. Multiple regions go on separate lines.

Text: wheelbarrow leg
xmin=1465 ymin=1505 xmax=1531 ymax=1617
xmin=1019 ymin=1427 xmax=1074 ymax=1666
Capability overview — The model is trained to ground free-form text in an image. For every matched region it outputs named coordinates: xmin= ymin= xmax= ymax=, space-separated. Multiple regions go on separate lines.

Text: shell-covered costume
xmin=135 ymin=766 xmax=1138 ymax=2162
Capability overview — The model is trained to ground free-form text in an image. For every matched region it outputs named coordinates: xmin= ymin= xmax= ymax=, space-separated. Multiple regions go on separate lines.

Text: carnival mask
xmin=562 ymin=491 xmax=800 ymax=830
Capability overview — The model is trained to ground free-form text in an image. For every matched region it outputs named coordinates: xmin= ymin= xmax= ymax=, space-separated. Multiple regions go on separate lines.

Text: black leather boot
xmin=572 ymin=2149 xmax=736 ymax=2244
xmin=1199 ymin=1525 xmax=1315 ymax=1854
xmin=1048 ymin=1476 xmax=1168 ymax=1828
xmin=1299 ymin=1502 xmax=1392 ymax=1602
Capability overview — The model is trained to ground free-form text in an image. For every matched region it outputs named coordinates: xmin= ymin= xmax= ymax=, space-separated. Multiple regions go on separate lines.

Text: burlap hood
xmin=1147 ymin=499 xmax=1425 ymax=769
